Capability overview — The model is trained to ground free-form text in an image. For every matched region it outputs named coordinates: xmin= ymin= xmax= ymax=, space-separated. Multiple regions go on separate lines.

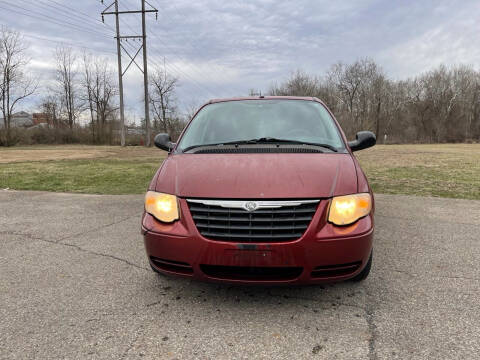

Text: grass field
xmin=1 ymin=144 xmax=479 ymax=199
xmin=356 ymin=144 xmax=480 ymax=200
xmin=0 ymin=146 xmax=165 ymax=195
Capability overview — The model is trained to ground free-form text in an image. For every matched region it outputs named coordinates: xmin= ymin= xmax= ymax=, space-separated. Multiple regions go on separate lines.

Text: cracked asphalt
xmin=1 ymin=191 xmax=479 ymax=359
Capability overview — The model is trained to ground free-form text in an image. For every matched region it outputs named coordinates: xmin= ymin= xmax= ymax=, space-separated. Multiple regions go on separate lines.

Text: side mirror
xmin=348 ymin=131 xmax=376 ymax=152
xmin=154 ymin=133 xmax=176 ymax=152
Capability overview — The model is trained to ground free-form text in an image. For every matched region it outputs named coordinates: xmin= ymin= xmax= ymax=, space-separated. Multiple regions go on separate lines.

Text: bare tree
xmin=81 ymin=54 xmax=118 ymax=144
xmin=39 ymin=94 xmax=61 ymax=143
xmin=54 ymin=46 xmax=82 ymax=130
xmin=269 ymin=62 xmax=386 ymax=138
xmin=270 ymin=70 xmax=320 ymax=97
xmin=41 ymin=95 xmax=60 ymax=126
xmin=248 ymin=88 xmax=262 ymax=96
xmin=327 ymin=62 xmax=362 ymax=132
xmin=326 ymin=59 xmax=386 ymax=136
xmin=82 ymin=52 xmax=96 ymax=142
xmin=184 ymin=101 xmax=201 ymax=122
xmin=267 ymin=59 xmax=480 ymax=143
xmin=149 ymin=63 xmax=179 ymax=133
xmin=0 ymin=27 xmax=37 ymax=146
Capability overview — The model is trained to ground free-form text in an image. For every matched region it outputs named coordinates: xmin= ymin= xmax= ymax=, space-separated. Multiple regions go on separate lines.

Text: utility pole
xmin=114 ymin=0 xmax=125 ymax=147
xmin=141 ymin=0 xmax=151 ymax=147
xmin=101 ymin=0 xmax=158 ymax=147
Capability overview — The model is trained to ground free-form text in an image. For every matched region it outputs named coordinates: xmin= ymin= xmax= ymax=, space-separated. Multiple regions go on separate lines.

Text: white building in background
xmin=0 ymin=112 xmax=34 ymax=128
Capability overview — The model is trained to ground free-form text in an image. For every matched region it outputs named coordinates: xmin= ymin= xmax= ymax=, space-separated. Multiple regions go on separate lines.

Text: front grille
xmin=187 ymin=199 xmax=319 ymax=243
xmin=200 ymin=265 xmax=303 ymax=281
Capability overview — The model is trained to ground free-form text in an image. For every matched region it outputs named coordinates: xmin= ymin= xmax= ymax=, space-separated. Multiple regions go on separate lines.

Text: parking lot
xmin=1 ymin=191 xmax=479 ymax=359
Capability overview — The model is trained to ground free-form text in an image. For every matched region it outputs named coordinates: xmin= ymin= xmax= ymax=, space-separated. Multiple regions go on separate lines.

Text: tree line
xmin=270 ymin=59 xmax=480 ymax=143
xmin=0 ymin=26 xmax=182 ymax=147
xmin=3 ymin=25 xmax=480 ymax=146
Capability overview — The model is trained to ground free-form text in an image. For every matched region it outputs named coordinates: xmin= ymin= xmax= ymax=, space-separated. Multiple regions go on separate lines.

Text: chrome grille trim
xmin=187 ymin=199 xmax=319 ymax=209
xmin=187 ymin=199 xmax=320 ymax=243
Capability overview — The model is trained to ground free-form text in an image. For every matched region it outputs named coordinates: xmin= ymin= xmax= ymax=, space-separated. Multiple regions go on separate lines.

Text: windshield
xmin=177 ymin=100 xmax=345 ymax=151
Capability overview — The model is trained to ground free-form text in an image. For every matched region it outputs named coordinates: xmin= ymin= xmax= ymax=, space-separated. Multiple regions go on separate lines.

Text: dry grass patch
xmin=356 ymin=144 xmax=480 ymax=199
xmin=0 ymin=145 xmax=159 ymax=163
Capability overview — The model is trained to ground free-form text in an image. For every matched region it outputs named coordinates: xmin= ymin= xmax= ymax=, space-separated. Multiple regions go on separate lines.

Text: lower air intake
xmin=200 ymin=265 xmax=303 ymax=281
xmin=150 ymin=257 xmax=193 ymax=275
xmin=311 ymin=261 xmax=361 ymax=278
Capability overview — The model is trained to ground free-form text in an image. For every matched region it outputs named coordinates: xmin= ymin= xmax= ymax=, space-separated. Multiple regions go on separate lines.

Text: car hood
xmin=155 ymin=153 xmax=358 ymax=199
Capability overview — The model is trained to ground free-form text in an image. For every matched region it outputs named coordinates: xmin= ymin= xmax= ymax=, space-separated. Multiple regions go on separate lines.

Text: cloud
xmin=1 ymin=0 xmax=479 ymax=118
xmin=377 ymin=1 xmax=480 ymax=78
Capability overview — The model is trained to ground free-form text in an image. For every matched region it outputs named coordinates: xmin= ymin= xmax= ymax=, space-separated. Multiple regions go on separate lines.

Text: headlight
xmin=328 ymin=193 xmax=372 ymax=226
xmin=145 ymin=191 xmax=179 ymax=223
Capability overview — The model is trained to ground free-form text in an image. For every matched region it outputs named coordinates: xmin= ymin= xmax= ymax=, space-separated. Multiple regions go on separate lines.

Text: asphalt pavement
xmin=1 ymin=191 xmax=479 ymax=359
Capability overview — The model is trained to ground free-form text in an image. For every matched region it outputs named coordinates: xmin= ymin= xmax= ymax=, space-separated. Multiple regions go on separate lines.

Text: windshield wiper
xmin=182 ymin=137 xmax=338 ymax=153
xmin=222 ymin=137 xmax=339 ymax=152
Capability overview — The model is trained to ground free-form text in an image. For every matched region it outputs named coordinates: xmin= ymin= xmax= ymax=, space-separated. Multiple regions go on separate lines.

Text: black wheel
xmin=351 ymin=251 xmax=372 ymax=282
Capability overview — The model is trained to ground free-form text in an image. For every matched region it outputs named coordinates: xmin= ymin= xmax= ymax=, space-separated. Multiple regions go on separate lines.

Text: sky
xmin=1 ymin=0 xmax=479 ymax=122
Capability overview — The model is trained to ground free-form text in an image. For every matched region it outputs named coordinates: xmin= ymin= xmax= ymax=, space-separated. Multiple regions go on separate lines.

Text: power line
xmin=146 ymin=29 xmax=233 ymax=96
xmin=0 ymin=1 xmax=118 ymax=56
xmin=23 ymin=33 xmax=116 ymax=55
xmin=121 ymin=40 xmax=204 ymax=101
xmin=18 ymin=0 xmax=116 ymax=35
xmin=0 ymin=1 xmax=112 ymax=39
xmin=113 ymin=3 xmax=216 ymax=98
xmin=1 ymin=1 xmax=122 ymax=57
xmin=44 ymin=0 xmax=114 ymax=27
xmin=118 ymin=1 xmax=222 ymax=98
xmin=129 ymin=0 xmax=241 ymax=96
xmin=149 ymin=0 xmax=243 ymax=94
xmin=5 ymin=0 xmax=121 ymax=53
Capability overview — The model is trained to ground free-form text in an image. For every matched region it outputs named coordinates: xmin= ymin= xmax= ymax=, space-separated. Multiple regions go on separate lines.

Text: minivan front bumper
xmin=142 ymin=198 xmax=373 ymax=285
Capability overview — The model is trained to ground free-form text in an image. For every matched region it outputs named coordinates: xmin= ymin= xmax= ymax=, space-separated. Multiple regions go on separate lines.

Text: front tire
xmin=351 ymin=251 xmax=372 ymax=282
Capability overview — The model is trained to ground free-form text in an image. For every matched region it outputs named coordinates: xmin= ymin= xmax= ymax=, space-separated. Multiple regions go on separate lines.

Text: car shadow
xmin=144 ymin=272 xmax=369 ymax=313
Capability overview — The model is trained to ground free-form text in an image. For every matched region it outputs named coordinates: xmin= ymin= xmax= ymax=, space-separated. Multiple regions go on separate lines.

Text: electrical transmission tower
xmin=101 ymin=0 xmax=158 ymax=147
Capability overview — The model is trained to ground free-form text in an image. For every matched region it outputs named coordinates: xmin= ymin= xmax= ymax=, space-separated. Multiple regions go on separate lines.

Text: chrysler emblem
xmin=244 ymin=201 xmax=259 ymax=212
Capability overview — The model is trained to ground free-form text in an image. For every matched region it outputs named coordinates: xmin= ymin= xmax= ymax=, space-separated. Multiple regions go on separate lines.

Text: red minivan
xmin=142 ymin=97 xmax=376 ymax=285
